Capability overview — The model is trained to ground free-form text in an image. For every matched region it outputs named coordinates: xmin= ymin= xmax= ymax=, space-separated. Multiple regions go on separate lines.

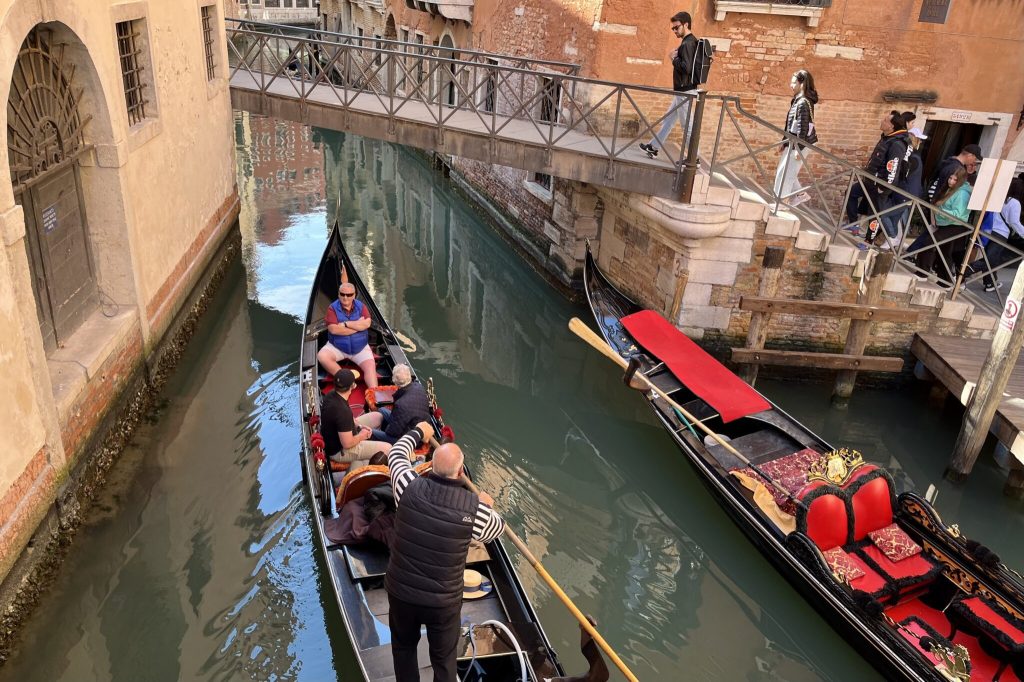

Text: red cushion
xmin=846 ymin=552 xmax=890 ymax=596
xmin=961 ymin=597 xmax=1024 ymax=646
xmin=849 ymin=468 xmax=893 ymax=540
xmin=802 ymin=484 xmax=849 ymax=550
xmin=869 ymin=522 xmax=922 ymax=562
xmin=860 ymin=544 xmax=937 ymax=587
xmin=822 ymin=547 xmax=865 ymax=581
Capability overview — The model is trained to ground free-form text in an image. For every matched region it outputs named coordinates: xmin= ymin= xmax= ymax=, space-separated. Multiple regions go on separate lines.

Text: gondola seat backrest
xmin=843 ymin=465 xmax=896 ymax=541
xmin=795 ymin=480 xmax=849 ymax=551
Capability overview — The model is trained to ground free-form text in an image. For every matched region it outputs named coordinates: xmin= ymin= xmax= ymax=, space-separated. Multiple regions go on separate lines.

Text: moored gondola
xmin=298 ymin=222 xmax=576 ymax=681
xmin=582 ymin=243 xmax=1024 ymax=682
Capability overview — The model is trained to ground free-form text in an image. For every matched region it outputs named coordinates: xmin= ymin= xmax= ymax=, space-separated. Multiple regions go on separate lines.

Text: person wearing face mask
xmin=773 ymin=69 xmax=819 ymax=208
xmin=845 ymin=111 xmax=911 ymax=248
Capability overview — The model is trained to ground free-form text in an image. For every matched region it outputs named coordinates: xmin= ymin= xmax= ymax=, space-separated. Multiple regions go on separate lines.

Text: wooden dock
xmin=912 ymin=333 xmax=1024 ymax=479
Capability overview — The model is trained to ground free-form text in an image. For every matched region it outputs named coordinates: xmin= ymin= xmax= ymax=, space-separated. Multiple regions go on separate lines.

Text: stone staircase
xmin=684 ymin=167 xmax=999 ymax=340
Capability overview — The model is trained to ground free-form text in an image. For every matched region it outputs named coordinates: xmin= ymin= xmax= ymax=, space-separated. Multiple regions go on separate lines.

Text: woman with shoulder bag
xmin=773 ymin=70 xmax=818 ymax=208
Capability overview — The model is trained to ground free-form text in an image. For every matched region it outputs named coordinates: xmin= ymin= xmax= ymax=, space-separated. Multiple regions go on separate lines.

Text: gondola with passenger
xmin=299 ymin=222 xmax=609 ymax=682
xmin=579 ymin=243 xmax=1024 ymax=682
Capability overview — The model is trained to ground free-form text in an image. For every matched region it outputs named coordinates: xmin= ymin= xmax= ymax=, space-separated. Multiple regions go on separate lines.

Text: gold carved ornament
xmin=806 ymin=448 xmax=865 ymax=486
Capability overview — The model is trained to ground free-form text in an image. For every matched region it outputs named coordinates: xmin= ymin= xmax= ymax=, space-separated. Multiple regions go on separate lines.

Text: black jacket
xmin=384 ymin=381 xmax=432 ymax=439
xmin=927 ymin=156 xmax=966 ymax=203
xmin=385 ymin=473 xmax=478 ymax=608
xmin=899 ymin=149 xmax=924 ymax=199
xmin=782 ymin=91 xmax=818 ymax=145
xmin=865 ymin=131 xmax=909 ymax=194
xmin=671 ymin=34 xmax=698 ymax=92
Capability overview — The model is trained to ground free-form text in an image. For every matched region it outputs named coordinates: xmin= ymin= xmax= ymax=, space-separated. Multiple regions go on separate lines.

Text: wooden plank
xmin=834 ymin=253 xmax=894 ymax=402
xmin=739 ymin=296 xmax=919 ymax=322
xmin=731 ymin=348 xmax=905 ymax=372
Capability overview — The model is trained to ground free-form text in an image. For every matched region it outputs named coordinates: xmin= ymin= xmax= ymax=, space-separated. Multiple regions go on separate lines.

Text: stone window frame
xmin=197 ymin=0 xmax=227 ymax=100
xmin=713 ymin=0 xmax=831 ymax=28
xmin=918 ymin=0 xmax=952 ymax=24
xmin=111 ymin=2 xmax=162 ymax=150
xmin=524 ymin=171 xmax=554 ymax=204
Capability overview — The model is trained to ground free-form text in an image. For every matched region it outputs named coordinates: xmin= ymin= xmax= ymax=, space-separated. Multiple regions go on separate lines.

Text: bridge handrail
xmin=225 ymin=17 xmax=582 ymax=75
xmin=701 ymin=94 xmax=1009 ymax=315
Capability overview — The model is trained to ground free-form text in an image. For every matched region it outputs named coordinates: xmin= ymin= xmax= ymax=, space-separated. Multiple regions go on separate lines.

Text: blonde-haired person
xmin=773 ymin=69 xmax=819 ymax=208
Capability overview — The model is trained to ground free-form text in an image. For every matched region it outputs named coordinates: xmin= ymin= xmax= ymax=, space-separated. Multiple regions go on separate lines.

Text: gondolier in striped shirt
xmin=386 ymin=421 xmax=505 ymax=682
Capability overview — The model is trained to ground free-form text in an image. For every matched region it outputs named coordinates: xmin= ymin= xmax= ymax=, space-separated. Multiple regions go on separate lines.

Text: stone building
xmin=0 ymin=0 xmax=237 ymax=616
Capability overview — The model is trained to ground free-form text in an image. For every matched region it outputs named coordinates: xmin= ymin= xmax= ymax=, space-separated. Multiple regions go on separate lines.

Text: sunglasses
xmin=339 ymin=292 xmax=355 ymax=298
xmin=670 ymin=24 xmax=682 ymax=31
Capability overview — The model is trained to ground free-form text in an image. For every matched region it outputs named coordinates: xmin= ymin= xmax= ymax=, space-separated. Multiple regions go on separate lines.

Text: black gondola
xmin=298 ymin=223 xmax=576 ymax=682
xmin=584 ymin=243 xmax=1024 ymax=682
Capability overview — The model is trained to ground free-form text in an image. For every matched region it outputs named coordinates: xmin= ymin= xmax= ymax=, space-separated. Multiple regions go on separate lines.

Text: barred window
xmin=201 ymin=6 xmax=216 ymax=80
xmin=919 ymin=0 xmax=952 ymax=23
xmin=532 ymin=172 xmax=552 ymax=192
xmin=116 ymin=21 xmax=148 ymax=126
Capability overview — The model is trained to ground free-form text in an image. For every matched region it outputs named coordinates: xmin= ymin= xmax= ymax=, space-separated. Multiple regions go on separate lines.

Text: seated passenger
xmin=321 ymin=369 xmax=391 ymax=469
xmin=317 ymin=282 xmax=378 ymax=389
xmin=371 ymin=364 xmax=433 ymax=445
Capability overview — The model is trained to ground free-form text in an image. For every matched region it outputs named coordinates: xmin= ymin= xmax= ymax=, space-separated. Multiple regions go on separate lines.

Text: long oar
xmin=425 ymin=436 xmax=639 ymax=682
xmin=568 ymin=317 xmax=778 ymax=481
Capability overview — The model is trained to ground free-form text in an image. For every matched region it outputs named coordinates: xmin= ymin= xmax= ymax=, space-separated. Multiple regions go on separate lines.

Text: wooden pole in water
xmin=427 ymin=437 xmax=640 ymax=682
xmin=832 ymin=251 xmax=894 ymax=406
xmin=947 ymin=261 xmax=1024 ymax=483
xmin=739 ymin=246 xmax=786 ymax=387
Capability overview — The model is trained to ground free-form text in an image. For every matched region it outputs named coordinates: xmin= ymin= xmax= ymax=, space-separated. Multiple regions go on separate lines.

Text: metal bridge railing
xmin=226 ymin=19 xmax=703 ymax=199
xmin=700 ymin=95 xmax=1013 ymax=315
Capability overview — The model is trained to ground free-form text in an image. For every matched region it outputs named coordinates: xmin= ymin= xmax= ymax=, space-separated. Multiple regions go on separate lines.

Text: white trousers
xmin=773 ymin=147 xmax=805 ymax=199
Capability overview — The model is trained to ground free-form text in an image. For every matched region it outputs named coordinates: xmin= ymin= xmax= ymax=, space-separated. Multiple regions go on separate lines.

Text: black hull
xmin=298 ymin=223 xmax=565 ymax=681
xmin=583 ymin=244 xmax=1024 ymax=682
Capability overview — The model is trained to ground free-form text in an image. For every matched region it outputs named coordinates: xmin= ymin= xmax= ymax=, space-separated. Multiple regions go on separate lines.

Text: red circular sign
xmin=1005 ymin=300 xmax=1019 ymax=320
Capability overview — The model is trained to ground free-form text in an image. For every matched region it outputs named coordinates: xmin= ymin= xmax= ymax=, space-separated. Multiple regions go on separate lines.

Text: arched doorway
xmin=438 ymin=34 xmax=458 ymax=107
xmin=7 ymin=27 xmax=96 ymax=353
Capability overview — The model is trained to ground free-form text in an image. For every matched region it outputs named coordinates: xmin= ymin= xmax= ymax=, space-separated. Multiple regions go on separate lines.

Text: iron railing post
xmin=679 ymin=90 xmax=705 ymax=204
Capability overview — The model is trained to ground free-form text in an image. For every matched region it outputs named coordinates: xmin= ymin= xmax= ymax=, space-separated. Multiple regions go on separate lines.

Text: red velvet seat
xmin=948 ymin=594 xmax=1024 ymax=680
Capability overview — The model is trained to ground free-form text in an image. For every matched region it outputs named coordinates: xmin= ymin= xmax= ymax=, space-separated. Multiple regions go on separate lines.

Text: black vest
xmin=384 ymin=381 xmax=432 ymax=439
xmin=386 ymin=473 xmax=478 ymax=608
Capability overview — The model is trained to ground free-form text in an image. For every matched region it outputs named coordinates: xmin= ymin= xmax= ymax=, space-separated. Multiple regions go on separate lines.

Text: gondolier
xmin=386 ymin=421 xmax=505 ymax=682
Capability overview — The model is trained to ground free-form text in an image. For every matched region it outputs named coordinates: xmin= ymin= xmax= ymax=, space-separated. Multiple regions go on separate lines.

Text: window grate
xmin=201 ymin=6 xmax=215 ymax=80
xmin=116 ymin=21 xmax=147 ymax=125
xmin=919 ymin=0 xmax=952 ymax=24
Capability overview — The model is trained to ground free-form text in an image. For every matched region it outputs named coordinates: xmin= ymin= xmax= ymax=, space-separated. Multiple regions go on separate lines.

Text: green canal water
xmin=3 ymin=114 xmax=1023 ymax=681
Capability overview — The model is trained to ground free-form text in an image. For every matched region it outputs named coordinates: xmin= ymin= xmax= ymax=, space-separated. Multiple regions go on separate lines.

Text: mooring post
xmin=1005 ymin=459 xmax=1024 ymax=500
xmin=739 ymin=246 xmax=786 ymax=386
xmin=832 ymin=252 xmax=895 ymax=406
xmin=947 ymin=261 xmax=1024 ymax=483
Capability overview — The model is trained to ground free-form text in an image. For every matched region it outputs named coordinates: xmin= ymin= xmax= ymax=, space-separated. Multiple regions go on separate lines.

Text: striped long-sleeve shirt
xmin=388 ymin=428 xmax=506 ymax=543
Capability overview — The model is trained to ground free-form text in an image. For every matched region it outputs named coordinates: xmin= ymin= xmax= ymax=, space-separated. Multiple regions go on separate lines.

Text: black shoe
xmin=639 ymin=142 xmax=659 ymax=157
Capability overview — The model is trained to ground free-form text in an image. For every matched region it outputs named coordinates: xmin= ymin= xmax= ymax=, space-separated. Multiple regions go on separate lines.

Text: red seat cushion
xmin=847 ymin=466 xmax=895 ymax=541
xmin=958 ymin=597 xmax=1024 ymax=648
xmin=799 ymin=482 xmax=849 ymax=551
xmin=858 ymin=543 xmax=941 ymax=595
xmin=824 ymin=548 xmax=889 ymax=597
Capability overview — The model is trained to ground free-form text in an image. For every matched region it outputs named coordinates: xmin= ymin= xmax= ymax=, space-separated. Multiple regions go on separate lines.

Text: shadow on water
xmin=13 ymin=112 xmax=994 ymax=680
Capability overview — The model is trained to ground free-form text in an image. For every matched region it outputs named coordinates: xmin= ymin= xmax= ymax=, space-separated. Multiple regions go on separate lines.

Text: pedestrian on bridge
xmin=639 ymin=11 xmax=698 ymax=160
xmin=773 ymin=69 xmax=818 ymax=207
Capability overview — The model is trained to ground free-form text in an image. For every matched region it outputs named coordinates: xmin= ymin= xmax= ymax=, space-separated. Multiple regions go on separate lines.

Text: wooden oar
xmin=568 ymin=317 xmax=774 ymax=479
xmin=425 ymin=436 xmax=639 ymax=682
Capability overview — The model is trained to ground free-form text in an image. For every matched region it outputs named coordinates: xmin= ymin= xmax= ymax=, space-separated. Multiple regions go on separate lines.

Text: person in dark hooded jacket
xmin=773 ymin=69 xmax=818 ymax=207
xmin=845 ymin=111 xmax=910 ymax=247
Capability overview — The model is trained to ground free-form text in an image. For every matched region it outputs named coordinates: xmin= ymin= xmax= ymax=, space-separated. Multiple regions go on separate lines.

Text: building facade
xmin=0 ymin=0 xmax=237 ymax=614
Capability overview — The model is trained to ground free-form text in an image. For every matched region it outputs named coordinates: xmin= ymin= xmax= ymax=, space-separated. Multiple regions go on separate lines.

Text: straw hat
xmin=463 ymin=569 xmax=493 ymax=600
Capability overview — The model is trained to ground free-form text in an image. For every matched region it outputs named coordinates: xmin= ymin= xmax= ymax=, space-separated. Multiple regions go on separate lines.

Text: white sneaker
xmin=790 ymin=192 xmax=810 ymax=207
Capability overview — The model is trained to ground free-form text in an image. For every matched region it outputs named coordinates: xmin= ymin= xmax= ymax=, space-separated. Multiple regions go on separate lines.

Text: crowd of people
xmin=646 ymin=10 xmax=1023 ymax=292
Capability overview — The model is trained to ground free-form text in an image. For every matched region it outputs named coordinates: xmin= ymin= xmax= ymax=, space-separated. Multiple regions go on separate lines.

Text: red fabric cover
xmin=869 ymin=522 xmax=923 ymax=562
xmin=961 ymin=597 xmax=1024 ymax=646
xmin=822 ymin=547 xmax=865 ymax=580
xmin=801 ymin=483 xmax=849 ymax=550
xmin=846 ymin=552 xmax=889 ymax=596
xmin=860 ymin=544 xmax=936 ymax=588
xmin=897 ymin=618 xmax=942 ymax=665
xmin=736 ymin=448 xmax=819 ymax=514
xmin=848 ymin=467 xmax=893 ymax=540
xmin=620 ymin=310 xmax=771 ymax=422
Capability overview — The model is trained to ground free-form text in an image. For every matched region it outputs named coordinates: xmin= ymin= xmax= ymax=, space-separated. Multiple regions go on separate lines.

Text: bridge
xmin=226 ymin=19 xmax=702 ymax=200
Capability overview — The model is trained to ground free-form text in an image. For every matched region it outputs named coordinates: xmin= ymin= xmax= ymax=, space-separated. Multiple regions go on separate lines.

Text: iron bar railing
xmin=701 ymin=95 xmax=1013 ymax=315
xmin=226 ymin=20 xmax=702 ymax=200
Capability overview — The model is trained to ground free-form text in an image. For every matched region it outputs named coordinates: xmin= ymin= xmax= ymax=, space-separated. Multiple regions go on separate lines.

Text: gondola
xmin=298 ymin=223 xmax=580 ymax=682
xmin=583 ymin=243 xmax=1024 ymax=682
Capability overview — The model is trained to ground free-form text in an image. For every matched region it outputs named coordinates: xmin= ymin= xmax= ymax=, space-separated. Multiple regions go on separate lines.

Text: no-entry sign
xmin=1001 ymin=298 xmax=1020 ymax=333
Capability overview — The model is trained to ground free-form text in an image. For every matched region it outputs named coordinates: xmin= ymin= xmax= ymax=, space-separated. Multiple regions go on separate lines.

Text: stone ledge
xmin=706 ymin=185 xmax=739 ymax=210
xmin=794 ymin=228 xmax=829 ymax=252
xmin=882 ymin=271 xmax=916 ymax=295
xmin=687 ymin=259 xmax=739 ymax=286
xmin=628 ymin=195 xmax=732 ymax=240
xmin=911 ymin=284 xmax=947 ymax=308
xmin=679 ymin=304 xmax=732 ymax=330
xmin=967 ymin=313 xmax=998 ymax=331
xmin=765 ymin=212 xmax=800 ymax=238
xmin=825 ymin=244 xmax=858 ymax=267
xmin=939 ymin=299 xmax=974 ymax=322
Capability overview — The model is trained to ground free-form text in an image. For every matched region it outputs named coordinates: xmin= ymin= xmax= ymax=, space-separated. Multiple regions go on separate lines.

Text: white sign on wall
xmin=968 ymin=158 xmax=1017 ymax=212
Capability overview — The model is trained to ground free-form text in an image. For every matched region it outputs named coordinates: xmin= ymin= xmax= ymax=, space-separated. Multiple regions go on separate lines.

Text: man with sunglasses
xmin=926 ymin=143 xmax=983 ymax=203
xmin=639 ymin=11 xmax=698 ymax=159
xmin=317 ymin=281 xmax=379 ymax=389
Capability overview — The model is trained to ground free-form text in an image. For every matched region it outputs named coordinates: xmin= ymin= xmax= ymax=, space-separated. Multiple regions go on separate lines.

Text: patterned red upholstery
xmin=842 ymin=551 xmax=889 ymax=597
xmin=858 ymin=543 xmax=942 ymax=597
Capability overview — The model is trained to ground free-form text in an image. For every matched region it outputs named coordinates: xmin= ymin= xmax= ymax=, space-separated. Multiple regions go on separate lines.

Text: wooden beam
xmin=833 ymin=253 xmax=896 ymax=402
xmin=731 ymin=348 xmax=905 ymax=372
xmin=739 ymin=246 xmax=786 ymax=386
xmin=738 ymin=296 xmax=918 ymax=323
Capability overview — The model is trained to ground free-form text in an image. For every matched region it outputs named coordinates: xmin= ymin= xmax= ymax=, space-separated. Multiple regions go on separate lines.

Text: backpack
xmin=690 ymin=38 xmax=715 ymax=85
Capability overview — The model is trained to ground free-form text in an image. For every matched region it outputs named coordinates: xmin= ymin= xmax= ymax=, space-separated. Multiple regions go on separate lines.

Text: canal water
xmin=3 ymin=113 xmax=1023 ymax=681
